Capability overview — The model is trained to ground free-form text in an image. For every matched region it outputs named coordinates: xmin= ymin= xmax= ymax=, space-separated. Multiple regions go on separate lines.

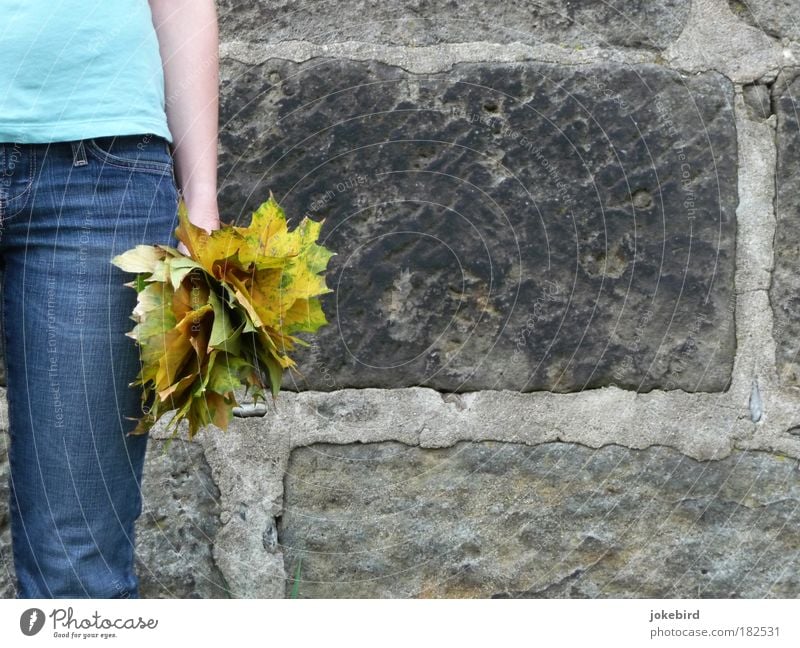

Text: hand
xmin=177 ymin=196 xmax=220 ymax=256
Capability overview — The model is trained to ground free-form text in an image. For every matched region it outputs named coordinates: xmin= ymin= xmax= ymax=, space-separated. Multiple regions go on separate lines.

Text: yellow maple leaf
xmin=112 ymin=193 xmax=336 ymax=440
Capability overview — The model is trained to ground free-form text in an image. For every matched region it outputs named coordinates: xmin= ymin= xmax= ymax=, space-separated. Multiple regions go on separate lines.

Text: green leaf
xmin=134 ymin=274 xmax=147 ymax=293
xmin=208 ymin=289 xmax=240 ymax=353
xmin=207 ymin=354 xmax=253 ymax=395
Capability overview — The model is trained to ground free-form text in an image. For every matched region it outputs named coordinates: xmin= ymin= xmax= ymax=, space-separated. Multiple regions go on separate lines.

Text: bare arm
xmin=148 ymin=0 xmax=220 ymax=233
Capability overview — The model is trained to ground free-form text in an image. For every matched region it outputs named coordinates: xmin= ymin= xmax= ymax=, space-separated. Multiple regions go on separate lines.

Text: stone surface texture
xmin=731 ymin=0 xmax=800 ymax=41
xmin=217 ymin=0 xmax=691 ymax=50
xmin=0 ymin=438 xmax=13 ymax=599
xmin=219 ymin=59 xmax=738 ymax=393
xmin=281 ymin=441 xmax=800 ymax=598
xmin=136 ymin=440 xmax=231 ymax=598
xmin=663 ymin=0 xmax=790 ymax=83
xmin=0 ymin=436 xmax=229 ymax=599
xmin=772 ymin=71 xmax=800 ymax=388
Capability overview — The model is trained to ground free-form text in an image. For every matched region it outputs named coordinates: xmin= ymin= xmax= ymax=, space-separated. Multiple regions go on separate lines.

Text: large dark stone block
xmin=280 ymin=441 xmax=800 ymax=598
xmin=219 ymin=59 xmax=738 ymax=392
xmin=773 ymin=71 xmax=800 ymax=387
xmin=217 ymin=0 xmax=691 ymax=50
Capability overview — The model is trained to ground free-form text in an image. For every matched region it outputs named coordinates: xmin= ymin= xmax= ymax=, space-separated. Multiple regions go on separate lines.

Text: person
xmin=0 ymin=0 xmax=220 ymax=598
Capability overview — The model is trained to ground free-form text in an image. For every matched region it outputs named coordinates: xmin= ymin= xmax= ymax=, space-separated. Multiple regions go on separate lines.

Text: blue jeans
xmin=0 ymin=135 xmax=179 ymax=598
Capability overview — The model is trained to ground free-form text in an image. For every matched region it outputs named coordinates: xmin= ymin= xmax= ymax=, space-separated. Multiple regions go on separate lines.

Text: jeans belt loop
xmin=70 ymin=140 xmax=88 ymax=167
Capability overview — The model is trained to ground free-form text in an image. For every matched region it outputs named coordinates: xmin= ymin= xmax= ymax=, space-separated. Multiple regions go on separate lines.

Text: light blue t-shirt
xmin=0 ymin=0 xmax=172 ymax=143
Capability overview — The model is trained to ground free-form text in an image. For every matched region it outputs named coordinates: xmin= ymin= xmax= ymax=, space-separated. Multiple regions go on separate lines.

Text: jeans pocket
xmin=85 ymin=134 xmax=173 ymax=174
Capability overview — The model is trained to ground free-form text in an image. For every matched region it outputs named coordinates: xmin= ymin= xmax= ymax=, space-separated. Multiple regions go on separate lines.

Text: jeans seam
xmin=70 ymin=141 xmax=88 ymax=167
xmin=0 ymin=146 xmax=35 ymax=230
xmin=84 ymin=138 xmax=174 ymax=174
xmin=5 ymin=145 xmax=36 ymax=203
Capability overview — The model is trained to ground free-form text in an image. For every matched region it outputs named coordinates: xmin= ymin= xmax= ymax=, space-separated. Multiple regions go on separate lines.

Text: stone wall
xmin=3 ymin=0 xmax=800 ymax=598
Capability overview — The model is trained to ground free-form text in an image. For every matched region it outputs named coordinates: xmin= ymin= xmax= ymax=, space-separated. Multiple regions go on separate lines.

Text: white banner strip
xmin=1 ymin=599 xmax=797 ymax=647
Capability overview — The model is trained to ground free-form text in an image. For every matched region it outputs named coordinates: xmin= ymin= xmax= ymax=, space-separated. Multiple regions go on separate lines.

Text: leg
xmin=4 ymin=136 xmax=178 ymax=598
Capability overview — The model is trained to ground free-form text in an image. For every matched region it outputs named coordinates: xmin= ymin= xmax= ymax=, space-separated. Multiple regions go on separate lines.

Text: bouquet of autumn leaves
xmin=111 ymin=194 xmax=334 ymax=439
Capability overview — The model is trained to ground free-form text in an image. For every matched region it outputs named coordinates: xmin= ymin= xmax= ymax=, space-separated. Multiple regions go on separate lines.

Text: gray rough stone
xmin=730 ymin=0 xmax=800 ymax=41
xmin=772 ymin=71 xmax=800 ymax=387
xmin=0 ymin=435 xmax=230 ymax=599
xmin=217 ymin=0 xmax=690 ymax=50
xmin=0 ymin=435 xmax=15 ymax=598
xmin=664 ymin=0 xmax=785 ymax=84
xmin=191 ymin=417 xmax=290 ymax=599
xmin=742 ymin=83 xmax=772 ymax=121
xmin=136 ymin=440 xmax=230 ymax=598
xmin=280 ymin=441 xmax=800 ymax=598
xmin=0 ymin=311 xmax=6 ymax=387
xmin=219 ymin=59 xmax=738 ymax=393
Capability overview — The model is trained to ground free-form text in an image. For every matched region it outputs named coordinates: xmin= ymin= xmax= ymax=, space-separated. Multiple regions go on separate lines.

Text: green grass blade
xmin=290 ymin=557 xmax=303 ymax=599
